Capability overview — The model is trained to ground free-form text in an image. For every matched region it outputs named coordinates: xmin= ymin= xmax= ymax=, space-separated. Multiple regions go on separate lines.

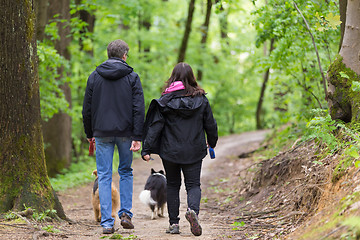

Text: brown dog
xmin=92 ymin=170 xmax=120 ymax=224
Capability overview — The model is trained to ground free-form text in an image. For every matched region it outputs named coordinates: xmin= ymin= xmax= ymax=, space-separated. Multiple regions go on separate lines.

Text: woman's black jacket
xmin=141 ymin=91 xmax=218 ymax=164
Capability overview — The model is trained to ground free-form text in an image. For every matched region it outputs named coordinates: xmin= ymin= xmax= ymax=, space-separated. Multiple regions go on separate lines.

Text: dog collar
xmin=152 ymin=173 xmax=166 ymax=179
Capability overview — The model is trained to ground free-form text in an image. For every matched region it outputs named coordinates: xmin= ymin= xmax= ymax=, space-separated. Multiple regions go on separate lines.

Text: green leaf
xmin=339 ymin=71 xmax=350 ymax=79
xmin=349 ymin=149 xmax=360 ymax=159
xmin=355 ymin=161 xmax=360 ymax=168
xmin=325 ymin=12 xmax=341 ymax=29
xmin=352 ymin=81 xmax=360 ymax=92
xmin=231 ymin=221 xmax=245 ymax=230
xmin=312 ymin=160 xmax=324 ymax=165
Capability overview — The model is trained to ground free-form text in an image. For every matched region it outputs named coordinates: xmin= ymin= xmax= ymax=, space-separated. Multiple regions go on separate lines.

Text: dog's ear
xmin=92 ymin=170 xmax=98 ymax=177
xmin=159 ymin=170 xmax=165 ymax=175
xmin=151 ymin=168 xmax=155 ymax=174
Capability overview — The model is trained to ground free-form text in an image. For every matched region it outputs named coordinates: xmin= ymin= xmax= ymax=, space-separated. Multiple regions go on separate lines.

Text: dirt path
xmin=2 ymin=130 xmax=269 ymax=240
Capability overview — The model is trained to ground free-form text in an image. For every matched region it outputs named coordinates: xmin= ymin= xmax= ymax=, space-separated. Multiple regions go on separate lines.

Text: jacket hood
xmin=96 ymin=57 xmax=133 ymax=80
xmin=157 ymin=93 xmax=204 ymax=118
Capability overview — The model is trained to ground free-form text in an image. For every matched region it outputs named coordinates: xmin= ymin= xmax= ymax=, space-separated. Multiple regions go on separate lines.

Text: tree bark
xmin=42 ymin=0 xmax=72 ymax=177
xmin=327 ymin=0 xmax=360 ymax=123
xmin=178 ymin=0 xmax=196 ymax=63
xmin=339 ymin=0 xmax=347 ymax=51
xmin=256 ymin=38 xmax=275 ymax=129
xmin=0 ymin=0 xmax=65 ymax=218
xmin=138 ymin=5 xmax=152 ymax=59
xmin=197 ymin=0 xmax=213 ymax=81
xmin=35 ymin=0 xmax=49 ymax=41
xmin=75 ymin=0 xmax=96 ymax=55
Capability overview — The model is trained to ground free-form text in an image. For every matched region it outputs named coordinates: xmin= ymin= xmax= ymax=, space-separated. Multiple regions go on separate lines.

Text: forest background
xmin=38 ymin=0 xmax=341 ymax=176
xmin=2 ymin=0 xmax=360 ymax=226
xmin=37 ymin=0 xmax=345 ymax=181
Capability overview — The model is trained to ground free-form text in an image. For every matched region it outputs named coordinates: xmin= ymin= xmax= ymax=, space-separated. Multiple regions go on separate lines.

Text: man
xmin=82 ymin=39 xmax=145 ymax=234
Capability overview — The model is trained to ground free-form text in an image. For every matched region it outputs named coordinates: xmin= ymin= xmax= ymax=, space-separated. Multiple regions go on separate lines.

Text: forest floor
xmin=1 ymin=129 xmax=360 ymax=239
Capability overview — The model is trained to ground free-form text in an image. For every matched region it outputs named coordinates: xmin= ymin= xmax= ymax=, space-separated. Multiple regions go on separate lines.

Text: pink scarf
xmin=162 ymin=81 xmax=185 ymax=95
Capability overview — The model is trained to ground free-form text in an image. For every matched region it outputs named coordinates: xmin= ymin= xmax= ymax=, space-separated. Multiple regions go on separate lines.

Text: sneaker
xmin=185 ymin=208 xmax=202 ymax=236
xmin=120 ymin=213 xmax=134 ymax=229
xmin=166 ymin=224 xmax=180 ymax=234
xmin=103 ymin=227 xmax=115 ymax=234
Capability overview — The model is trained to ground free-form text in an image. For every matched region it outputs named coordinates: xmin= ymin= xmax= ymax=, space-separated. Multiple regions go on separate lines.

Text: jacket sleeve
xmin=131 ymin=73 xmax=145 ymax=141
xmin=141 ymin=101 xmax=164 ymax=157
xmin=203 ymin=97 xmax=218 ymax=148
xmin=82 ymin=72 xmax=95 ymax=139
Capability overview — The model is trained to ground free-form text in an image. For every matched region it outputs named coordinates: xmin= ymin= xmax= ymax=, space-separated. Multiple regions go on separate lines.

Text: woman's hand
xmin=143 ymin=155 xmax=151 ymax=162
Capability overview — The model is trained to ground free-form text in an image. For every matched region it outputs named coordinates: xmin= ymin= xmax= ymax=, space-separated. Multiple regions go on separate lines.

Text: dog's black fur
xmin=139 ymin=168 xmax=167 ymax=219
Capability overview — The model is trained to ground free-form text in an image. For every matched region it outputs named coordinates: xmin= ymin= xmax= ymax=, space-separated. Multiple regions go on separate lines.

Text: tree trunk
xmin=197 ymin=0 xmax=213 ymax=81
xmin=339 ymin=0 xmax=347 ymax=51
xmin=35 ymin=0 xmax=49 ymax=41
xmin=256 ymin=38 xmax=275 ymax=129
xmin=327 ymin=0 xmax=360 ymax=123
xmin=42 ymin=0 xmax=72 ymax=177
xmin=75 ymin=0 xmax=96 ymax=55
xmin=178 ymin=0 xmax=196 ymax=63
xmin=0 ymin=0 xmax=66 ymax=218
xmin=138 ymin=6 xmax=152 ymax=60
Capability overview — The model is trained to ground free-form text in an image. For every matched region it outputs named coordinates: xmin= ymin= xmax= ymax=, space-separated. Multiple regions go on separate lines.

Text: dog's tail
xmin=139 ymin=190 xmax=157 ymax=206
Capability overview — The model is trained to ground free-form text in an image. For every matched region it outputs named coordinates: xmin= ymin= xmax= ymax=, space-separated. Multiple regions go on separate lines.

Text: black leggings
xmin=162 ymin=159 xmax=202 ymax=225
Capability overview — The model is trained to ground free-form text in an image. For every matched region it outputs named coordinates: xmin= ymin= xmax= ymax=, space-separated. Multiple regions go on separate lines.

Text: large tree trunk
xmin=42 ymin=0 xmax=72 ymax=177
xmin=0 ymin=0 xmax=65 ymax=218
xmin=197 ymin=0 xmax=213 ymax=81
xmin=178 ymin=0 xmax=196 ymax=63
xmin=327 ymin=0 xmax=360 ymax=123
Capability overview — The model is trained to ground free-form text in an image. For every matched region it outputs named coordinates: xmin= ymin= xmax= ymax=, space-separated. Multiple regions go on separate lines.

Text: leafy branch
xmin=293 ymin=1 xmax=327 ymax=99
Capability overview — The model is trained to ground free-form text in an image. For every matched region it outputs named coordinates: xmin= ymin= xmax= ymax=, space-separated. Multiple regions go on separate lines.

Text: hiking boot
xmin=166 ymin=224 xmax=180 ymax=234
xmin=102 ymin=227 xmax=115 ymax=234
xmin=120 ymin=213 xmax=134 ymax=229
xmin=185 ymin=208 xmax=202 ymax=236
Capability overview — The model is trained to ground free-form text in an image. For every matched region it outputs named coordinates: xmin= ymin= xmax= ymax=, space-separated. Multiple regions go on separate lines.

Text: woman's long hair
xmin=164 ymin=62 xmax=205 ymax=96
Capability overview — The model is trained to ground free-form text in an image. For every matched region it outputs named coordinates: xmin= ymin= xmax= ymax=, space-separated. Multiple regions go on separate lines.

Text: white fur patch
xmin=152 ymin=172 xmax=166 ymax=180
xmin=139 ymin=190 xmax=157 ymax=206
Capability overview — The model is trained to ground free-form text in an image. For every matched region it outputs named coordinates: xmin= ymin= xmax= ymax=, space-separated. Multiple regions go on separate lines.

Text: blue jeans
xmin=95 ymin=137 xmax=133 ymax=228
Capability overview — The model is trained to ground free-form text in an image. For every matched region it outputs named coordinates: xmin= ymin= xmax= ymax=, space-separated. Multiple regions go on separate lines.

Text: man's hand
xmin=143 ymin=155 xmax=151 ymax=162
xmin=130 ymin=141 xmax=141 ymax=152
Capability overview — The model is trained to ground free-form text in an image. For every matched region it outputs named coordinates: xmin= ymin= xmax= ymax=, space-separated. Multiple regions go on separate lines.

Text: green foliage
xmin=251 ymin=0 xmax=340 ymax=127
xmin=231 ymin=221 xmax=245 ymax=230
xmin=305 ymin=109 xmax=360 ymax=153
xmin=33 ymin=209 xmax=58 ymax=222
xmin=352 ymin=81 xmax=360 ymax=92
xmin=302 ymin=109 xmax=360 ymax=182
xmin=4 ymin=212 xmax=17 ymax=220
xmin=35 ymin=0 xmax=347 ymax=181
xmin=50 ymin=156 xmax=96 ymax=191
xmin=100 ymin=234 xmax=138 ymax=239
xmin=342 ymin=217 xmax=360 ymax=239
xmin=305 ymin=110 xmax=339 ymax=151
xmin=38 ymin=41 xmax=70 ymax=121
xmin=42 ymin=225 xmax=61 ymax=233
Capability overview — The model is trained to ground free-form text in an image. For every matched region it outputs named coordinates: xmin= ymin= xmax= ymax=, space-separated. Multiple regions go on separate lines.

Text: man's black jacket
xmin=82 ymin=57 xmax=145 ymax=140
xmin=141 ymin=91 xmax=218 ymax=164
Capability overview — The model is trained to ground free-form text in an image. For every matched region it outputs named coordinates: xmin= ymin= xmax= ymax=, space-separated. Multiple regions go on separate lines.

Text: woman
xmin=141 ymin=62 xmax=218 ymax=236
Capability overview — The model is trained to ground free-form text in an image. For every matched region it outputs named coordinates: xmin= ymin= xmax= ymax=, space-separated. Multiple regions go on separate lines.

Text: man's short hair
xmin=107 ymin=39 xmax=129 ymax=59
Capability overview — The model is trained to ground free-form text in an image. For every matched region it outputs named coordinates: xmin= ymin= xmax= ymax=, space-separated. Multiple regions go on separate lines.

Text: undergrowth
xmin=50 ymin=151 xmax=141 ymax=191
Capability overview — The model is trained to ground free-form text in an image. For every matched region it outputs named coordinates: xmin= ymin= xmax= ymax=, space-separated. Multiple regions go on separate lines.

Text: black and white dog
xmin=139 ymin=168 xmax=167 ymax=219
